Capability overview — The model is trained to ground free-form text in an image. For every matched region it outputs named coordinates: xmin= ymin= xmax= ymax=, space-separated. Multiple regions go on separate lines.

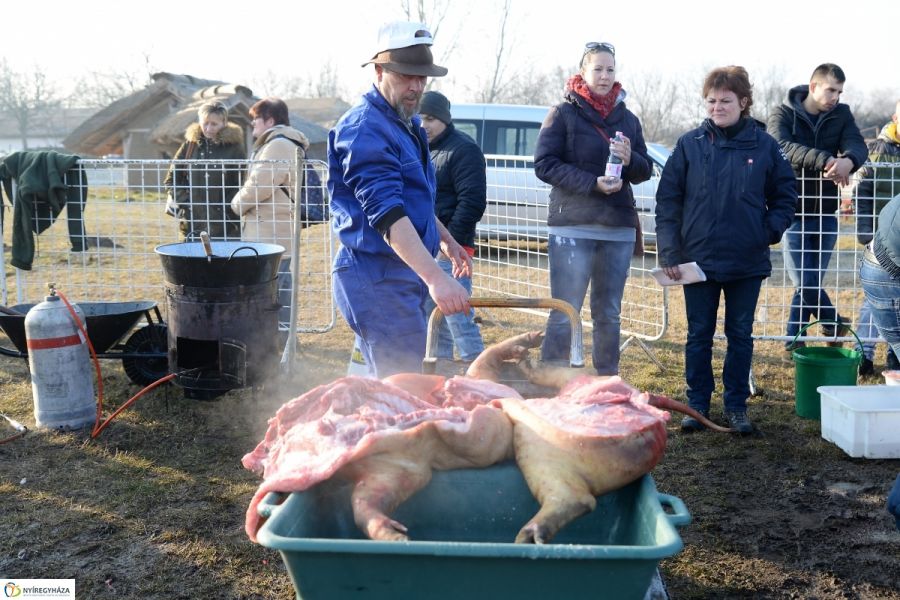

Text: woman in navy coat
xmin=655 ymin=66 xmax=797 ymax=434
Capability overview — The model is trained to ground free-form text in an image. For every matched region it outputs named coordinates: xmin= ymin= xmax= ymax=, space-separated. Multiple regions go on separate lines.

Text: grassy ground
xmin=1 ymin=291 xmax=898 ymax=598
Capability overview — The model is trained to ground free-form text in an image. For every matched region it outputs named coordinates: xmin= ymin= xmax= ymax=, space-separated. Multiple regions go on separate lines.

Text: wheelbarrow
xmin=422 ymin=297 xmax=585 ymax=398
xmin=0 ymin=301 xmax=168 ymax=386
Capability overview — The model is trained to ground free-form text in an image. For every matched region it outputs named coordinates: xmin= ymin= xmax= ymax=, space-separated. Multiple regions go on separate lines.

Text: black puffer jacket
xmin=164 ymin=122 xmax=246 ymax=240
xmin=534 ymin=91 xmax=651 ymax=229
xmin=767 ymin=85 xmax=867 ymax=215
xmin=655 ymin=118 xmax=797 ymax=281
xmin=429 ymin=123 xmax=486 ymax=248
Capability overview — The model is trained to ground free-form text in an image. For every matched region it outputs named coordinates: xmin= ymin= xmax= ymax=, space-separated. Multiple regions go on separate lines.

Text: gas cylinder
xmin=24 ymin=292 xmax=95 ymax=430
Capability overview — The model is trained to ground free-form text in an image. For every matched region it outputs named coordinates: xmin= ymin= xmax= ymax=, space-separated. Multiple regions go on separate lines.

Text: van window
xmin=454 ymin=121 xmax=480 ymax=145
xmin=495 ymin=123 xmax=541 ymax=157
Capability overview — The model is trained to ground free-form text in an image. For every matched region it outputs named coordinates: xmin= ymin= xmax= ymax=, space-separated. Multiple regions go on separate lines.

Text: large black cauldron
xmin=155 ymin=241 xmax=285 ymax=399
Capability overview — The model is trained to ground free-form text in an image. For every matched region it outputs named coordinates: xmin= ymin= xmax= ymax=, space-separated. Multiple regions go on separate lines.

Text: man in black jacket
xmin=767 ymin=64 xmax=868 ymax=359
xmin=419 ymin=91 xmax=486 ymax=361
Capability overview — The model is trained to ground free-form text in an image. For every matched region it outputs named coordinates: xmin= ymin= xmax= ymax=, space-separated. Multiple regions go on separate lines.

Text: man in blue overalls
xmin=329 ymin=21 xmax=472 ymax=378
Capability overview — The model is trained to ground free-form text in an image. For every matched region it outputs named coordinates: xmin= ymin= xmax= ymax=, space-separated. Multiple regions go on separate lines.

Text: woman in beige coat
xmin=232 ymin=97 xmax=310 ymax=325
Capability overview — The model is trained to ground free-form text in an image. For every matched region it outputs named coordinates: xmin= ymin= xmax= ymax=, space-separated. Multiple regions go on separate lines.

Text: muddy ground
xmin=1 ymin=302 xmax=898 ymax=599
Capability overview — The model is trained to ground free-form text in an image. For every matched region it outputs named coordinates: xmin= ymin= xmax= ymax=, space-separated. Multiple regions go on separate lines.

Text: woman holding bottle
xmin=533 ymin=41 xmax=652 ymax=375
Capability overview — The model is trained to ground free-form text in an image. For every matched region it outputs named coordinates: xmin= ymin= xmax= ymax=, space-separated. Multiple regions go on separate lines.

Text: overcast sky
xmin=4 ymin=0 xmax=897 ymax=106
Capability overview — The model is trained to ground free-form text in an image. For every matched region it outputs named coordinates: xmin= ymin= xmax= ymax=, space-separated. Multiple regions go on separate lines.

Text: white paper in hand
xmin=651 ymin=262 xmax=707 ymax=286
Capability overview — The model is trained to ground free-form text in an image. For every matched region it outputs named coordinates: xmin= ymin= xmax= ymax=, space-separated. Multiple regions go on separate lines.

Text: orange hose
xmin=56 ymin=290 xmax=174 ymax=439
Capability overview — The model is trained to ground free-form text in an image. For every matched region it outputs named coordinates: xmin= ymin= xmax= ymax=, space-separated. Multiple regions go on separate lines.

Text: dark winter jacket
xmin=855 ymin=122 xmax=900 ymax=244
xmin=655 ymin=118 xmax=797 ymax=281
xmin=534 ymin=91 xmax=652 ymax=230
xmin=767 ymin=85 xmax=867 ymax=215
xmin=164 ymin=122 xmax=245 ymax=240
xmin=0 ymin=150 xmax=89 ymax=270
xmin=429 ymin=123 xmax=486 ymax=248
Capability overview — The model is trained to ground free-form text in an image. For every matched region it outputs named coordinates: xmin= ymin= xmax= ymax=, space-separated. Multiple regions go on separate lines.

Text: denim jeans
xmin=540 ymin=235 xmax=633 ymax=375
xmin=782 ymin=215 xmax=839 ymax=341
xmin=422 ymin=257 xmax=485 ymax=361
xmin=682 ymin=276 xmax=763 ymax=413
xmin=859 ymin=256 xmax=900 ymax=359
xmin=855 ymin=298 xmax=878 ymax=360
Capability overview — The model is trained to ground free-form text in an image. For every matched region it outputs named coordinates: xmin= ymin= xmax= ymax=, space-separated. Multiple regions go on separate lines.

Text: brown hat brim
xmin=362 ymin=45 xmax=448 ymax=78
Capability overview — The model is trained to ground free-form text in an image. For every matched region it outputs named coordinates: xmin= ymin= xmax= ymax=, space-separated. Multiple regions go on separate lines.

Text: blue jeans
xmin=682 ymin=276 xmax=763 ymax=413
xmin=540 ymin=235 xmax=633 ymax=375
xmin=859 ymin=256 xmax=900 ymax=359
xmin=782 ymin=215 xmax=839 ymax=341
xmin=423 ymin=257 xmax=484 ymax=361
xmin=855 ymin=298 xmax=878 ymax=360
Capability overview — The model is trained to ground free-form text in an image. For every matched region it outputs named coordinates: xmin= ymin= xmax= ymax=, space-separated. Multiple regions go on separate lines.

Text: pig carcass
xmin=242 ymin=375 xmax=519 ymax=542
xmin=495 ymin=375 xmax=670 ymax=543
xmin=244 ymin=331 xmax=723 ymax=545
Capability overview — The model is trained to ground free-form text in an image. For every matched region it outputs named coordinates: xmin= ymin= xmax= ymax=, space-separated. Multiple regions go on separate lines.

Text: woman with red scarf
xmin=534 ymin=42 xmax=652 ymax=375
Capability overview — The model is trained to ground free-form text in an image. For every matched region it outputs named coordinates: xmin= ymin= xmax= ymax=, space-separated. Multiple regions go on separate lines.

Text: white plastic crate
xmin=818 ymin=386 xmax=900 ymax=458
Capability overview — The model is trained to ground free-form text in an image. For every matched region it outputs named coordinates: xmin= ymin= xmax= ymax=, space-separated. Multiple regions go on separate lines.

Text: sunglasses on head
xmin=583 ymin=42 xmax=615 ymax=57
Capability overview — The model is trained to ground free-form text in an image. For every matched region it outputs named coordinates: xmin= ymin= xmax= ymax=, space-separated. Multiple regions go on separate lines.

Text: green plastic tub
xmin=255 ymin=462 xmax=690 ymax=600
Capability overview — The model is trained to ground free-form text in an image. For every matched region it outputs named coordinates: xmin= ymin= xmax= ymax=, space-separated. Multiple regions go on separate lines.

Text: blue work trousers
xmin=333 ymin=251 xmax=428 ymax=378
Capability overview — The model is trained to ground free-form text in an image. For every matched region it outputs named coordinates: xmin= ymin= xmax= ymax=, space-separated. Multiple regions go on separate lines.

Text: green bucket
xmin=791 ymin=320 xmax=861 ymax=420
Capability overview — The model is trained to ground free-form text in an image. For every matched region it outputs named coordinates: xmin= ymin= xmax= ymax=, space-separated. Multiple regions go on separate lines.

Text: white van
xmin=449 ymin=103 xmax=668 ymax=241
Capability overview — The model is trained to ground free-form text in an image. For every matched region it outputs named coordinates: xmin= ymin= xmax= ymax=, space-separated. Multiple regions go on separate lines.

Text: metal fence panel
xmin=472 ymin=154 xmax=667 ymax=342
xmin=0 ymin=158 xmax=335 ymax=334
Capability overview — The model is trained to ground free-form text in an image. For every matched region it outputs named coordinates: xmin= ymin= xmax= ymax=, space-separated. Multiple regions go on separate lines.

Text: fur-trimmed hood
xmin=185 ymin=122 xmax=245 ymax=146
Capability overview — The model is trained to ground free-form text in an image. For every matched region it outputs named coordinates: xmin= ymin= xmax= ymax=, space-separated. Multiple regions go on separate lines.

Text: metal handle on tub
xmin=658 ymin=493 xmax=691 ymax=527
xmin=790 ymin=320 xmax=863 ymax=351
xmin=256 ymin=491 xmax=288 ymax=521
xmin=425 ymin=297 xmax=584 ymax=368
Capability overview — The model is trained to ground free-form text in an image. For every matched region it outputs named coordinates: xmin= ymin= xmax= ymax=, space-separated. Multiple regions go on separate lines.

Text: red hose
xmin=56 ymin=290 xmax=174 ymax=439
xmin=1 ymin=413 xmax=27 ymax=444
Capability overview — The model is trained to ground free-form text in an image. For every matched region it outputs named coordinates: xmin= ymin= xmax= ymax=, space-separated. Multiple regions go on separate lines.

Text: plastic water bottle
xmin=604 ymin=131 xmax=624 ymax=179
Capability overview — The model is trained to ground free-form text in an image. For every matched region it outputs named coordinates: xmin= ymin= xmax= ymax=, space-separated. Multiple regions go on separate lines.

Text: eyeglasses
xmin=583 ymin=42 xmax=615 ymax=57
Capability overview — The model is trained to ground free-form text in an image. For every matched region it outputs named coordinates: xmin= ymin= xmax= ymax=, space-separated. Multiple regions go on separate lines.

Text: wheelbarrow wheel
xmin=122 ymin=324 xmax=169 ymax=386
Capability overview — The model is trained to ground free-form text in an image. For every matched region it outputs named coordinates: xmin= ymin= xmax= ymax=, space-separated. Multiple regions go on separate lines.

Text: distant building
xmin=63 ymin=73 xmax=331 ymax=182
xmin=0 ymin=107 xmax=96 ymax=154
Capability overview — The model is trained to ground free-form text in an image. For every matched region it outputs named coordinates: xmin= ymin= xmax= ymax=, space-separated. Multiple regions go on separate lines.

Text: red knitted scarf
xmin=566 ymin=74 xmax=622 ymax=119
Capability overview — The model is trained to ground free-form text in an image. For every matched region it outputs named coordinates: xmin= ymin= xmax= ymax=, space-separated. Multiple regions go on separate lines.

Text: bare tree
xmin=401 ymin=0 xmax=469 ymax=91
xmin=494 ymin=66 xmax=568 ymax=106
xmin=68 ymin=52 xmax=156 ymax=109
xmin=0 ymin=60 xmax=61 ymax=150
xmin=473 ymin=0 xmax=513 ymax=103
xmin=69 ymin=69 xmax=151 ymax=109
xmin=627 ymin=71 xmax=694 ymax=146
xmin=250 ymin=61 xmax=347 ymax=100
xmin=750 ymin=65 xmax=789 ymax=124
xmin=847 ymin=87 xmax=900 ymax=139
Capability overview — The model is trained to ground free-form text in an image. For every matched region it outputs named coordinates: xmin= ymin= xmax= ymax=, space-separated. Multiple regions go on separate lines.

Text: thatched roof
xmin=285 ymin=97 xmax=352 ymax=129
xmin=63 ymin=72 xmax=328 ymax=157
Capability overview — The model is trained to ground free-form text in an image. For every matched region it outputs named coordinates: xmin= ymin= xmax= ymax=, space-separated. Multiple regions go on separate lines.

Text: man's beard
xmin=394 ymin=96 xmax=421 ymax=122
